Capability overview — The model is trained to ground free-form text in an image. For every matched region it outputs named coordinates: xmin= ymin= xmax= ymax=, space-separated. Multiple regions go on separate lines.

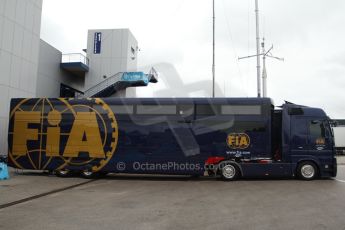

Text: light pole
xmin=212 ymin=0 xmax=215 ymax=98
xmin=255 ymin=0 xmax=261 ymax=98
xmin=239 ymin=0 xmax=262 ymax=97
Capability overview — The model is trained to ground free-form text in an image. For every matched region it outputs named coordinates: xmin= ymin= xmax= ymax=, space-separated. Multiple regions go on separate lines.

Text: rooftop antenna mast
xmin=238 ymin=0 xmax=283 ymax=98
xmin=261 ymin=38 xmax=284 ymax=97
xmin=238 ymin=0 xmax=261 ymax=97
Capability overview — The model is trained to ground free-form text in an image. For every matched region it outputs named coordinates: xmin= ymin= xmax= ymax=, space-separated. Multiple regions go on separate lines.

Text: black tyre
xmin=55 ymin=169 xmax=70 ymax=177
xmin=80 ymin=169 xmax=96 ymax=179
xmin=297 ymin=162 xmax=318 ymax=180
xmin=220 ymin=163 xmax=239 ymax=181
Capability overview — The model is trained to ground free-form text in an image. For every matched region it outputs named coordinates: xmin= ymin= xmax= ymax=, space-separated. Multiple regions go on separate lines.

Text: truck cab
xmin=281 ymin=103 xmax=337 ymax=178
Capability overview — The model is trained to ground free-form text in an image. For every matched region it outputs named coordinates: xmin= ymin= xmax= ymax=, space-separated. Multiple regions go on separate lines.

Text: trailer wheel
xmin=297 ymin=162 xmax=318 ymax=180
xmin=220 ymin=163 xmax=239 ymax=181
xmin=55 ymin=169 xmax=70 ymax=177
xmin=80 ymin=169 xmax=96 ymax=179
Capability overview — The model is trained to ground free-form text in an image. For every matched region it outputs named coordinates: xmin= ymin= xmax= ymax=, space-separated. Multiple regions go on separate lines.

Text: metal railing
xmin=77 ymin=72 xmax=124 ymax=98
xmin=75 ymin=68 xmax=159 ymax=98
xmin=61 ymin=53 xmax=89 ymax=66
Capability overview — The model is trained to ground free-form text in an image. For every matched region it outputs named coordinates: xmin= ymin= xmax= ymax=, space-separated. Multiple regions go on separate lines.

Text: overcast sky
xmin=41 ymin=0 xmax=345 ymax=118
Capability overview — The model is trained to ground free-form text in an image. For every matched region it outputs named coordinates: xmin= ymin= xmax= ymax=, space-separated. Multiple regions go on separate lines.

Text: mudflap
xmin=333 ymin=158 xmax=337 ymax=177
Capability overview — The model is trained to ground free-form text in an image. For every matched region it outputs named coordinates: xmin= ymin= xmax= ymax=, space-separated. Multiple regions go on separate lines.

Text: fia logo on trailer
xmin=227 ymin=133 xmax=250 ymax=149
xmin=8 ymin=98 xmax=118 ymax=171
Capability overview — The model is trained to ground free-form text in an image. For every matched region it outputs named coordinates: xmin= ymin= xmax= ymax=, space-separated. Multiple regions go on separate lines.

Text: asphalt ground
xmin=1 ymin=158 xmax=345 ymax=230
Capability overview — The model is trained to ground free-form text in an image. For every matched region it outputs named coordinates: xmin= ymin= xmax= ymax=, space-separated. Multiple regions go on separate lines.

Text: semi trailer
xmin=7 ymin=97 xmax=337 ymax=180
xmin=332 ymin=120 xmax=345 ymax=155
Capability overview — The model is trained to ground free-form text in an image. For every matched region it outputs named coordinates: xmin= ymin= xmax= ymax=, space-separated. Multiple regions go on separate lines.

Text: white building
xmin=0 ymin=0 xmax=42 ymax=155
xmin=85 ymin=29 xmax=138 ymax=90
xmin=0 ymin=0 xmax=156 ymax=155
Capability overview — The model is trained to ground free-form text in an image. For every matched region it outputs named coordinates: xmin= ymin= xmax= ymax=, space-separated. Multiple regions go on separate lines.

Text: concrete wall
xmin=0 ymin=0 xmax=42 ymax=154
xmin=36 ymin=40 xmax=84 ymax=97
xmin=125 ymin=87 xmax=136 ymax=98
xmin=85 ymin=29 xmax=138 ymax=90
xmin=126 ymin=30 xmax=138 ymax=71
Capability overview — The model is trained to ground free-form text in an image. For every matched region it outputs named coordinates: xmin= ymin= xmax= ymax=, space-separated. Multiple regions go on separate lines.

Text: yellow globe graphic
xmin=8 ymin=98 xmax=118 ymax=172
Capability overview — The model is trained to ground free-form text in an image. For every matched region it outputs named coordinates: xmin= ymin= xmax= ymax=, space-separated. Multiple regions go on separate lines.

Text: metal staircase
xmin=76 ymin=68 xmax=158 ymax=98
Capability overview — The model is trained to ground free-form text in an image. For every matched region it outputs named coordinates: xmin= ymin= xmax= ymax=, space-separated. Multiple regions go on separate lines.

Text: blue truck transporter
xmin=7 ymin=97 xmax=337 ymax=180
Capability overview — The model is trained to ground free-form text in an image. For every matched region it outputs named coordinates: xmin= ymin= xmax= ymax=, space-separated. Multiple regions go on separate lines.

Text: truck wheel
xmin=297 ymin=162 xmax=318 ymax=180
xmin=81 ymin=169 xmax=95 ymax=179
xmin=55 ymin=169 xmax=70 ymax=177
xmin=221 ymin=163 xmax=239 ymax=181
